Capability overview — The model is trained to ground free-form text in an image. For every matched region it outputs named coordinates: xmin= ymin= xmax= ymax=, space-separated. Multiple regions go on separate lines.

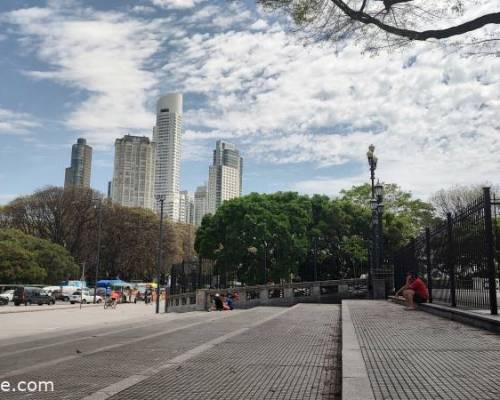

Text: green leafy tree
xmin=1 ymin=187 xmax=194 ymax=283
xmin=197 ymin=184 xmax=435 ymax=285
xmin=340 ymin=183 xmax=438 ymax=249
xmin=0 ymin=229 xmax=78 ymax=283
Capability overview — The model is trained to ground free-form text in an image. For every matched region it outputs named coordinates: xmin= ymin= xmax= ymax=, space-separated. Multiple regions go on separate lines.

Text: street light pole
xmin=313 ymin=237 xmax=318 ymax=282
xmin=155 ymin=195 xmax=165 ymax=314
xmin=374 ymin=181 xmax=385 ymax=277
xmin=93 ymin=198 xmax=102 ymax=304
xmin=367 ymin=145 xmax=378 ymax=298
xmin=263 ymin=241 xmax=268 ymax=284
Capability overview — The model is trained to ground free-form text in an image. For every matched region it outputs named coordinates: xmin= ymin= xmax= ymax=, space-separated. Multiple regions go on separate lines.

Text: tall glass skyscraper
xmin=64 ymin=138 xmax=92 ymax=188
xmin=208 ymin=140 xmax=243 ymax=214
xmin=153 ymin=93 xmax=183 ymax=221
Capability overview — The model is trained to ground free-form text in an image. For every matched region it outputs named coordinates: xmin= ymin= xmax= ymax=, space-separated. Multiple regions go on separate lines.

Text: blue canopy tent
xmin=96 ymin=279 xmax=131 ymax=288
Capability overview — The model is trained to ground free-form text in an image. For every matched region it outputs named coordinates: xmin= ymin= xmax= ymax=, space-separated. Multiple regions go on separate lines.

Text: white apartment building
xmin=179 ymin=190 xmax=194 ymax=225
xmin=207 ymin=141 xmax=243 ymax=214
xmin=153 ymin=93 xmax=183 ymax=221
xmin=194 ymin=184 xmax=209 ymax=227
xmin=111 ymin=135 xmax=155 ymax=210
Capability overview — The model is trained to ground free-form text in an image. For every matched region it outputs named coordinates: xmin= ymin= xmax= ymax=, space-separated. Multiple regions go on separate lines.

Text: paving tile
xmin=347 ymin=300 xmax=500 ymax=400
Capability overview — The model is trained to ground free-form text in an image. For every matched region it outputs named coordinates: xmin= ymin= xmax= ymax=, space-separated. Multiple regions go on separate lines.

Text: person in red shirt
xmin=395 ymin=271 xmax=429 ymax=310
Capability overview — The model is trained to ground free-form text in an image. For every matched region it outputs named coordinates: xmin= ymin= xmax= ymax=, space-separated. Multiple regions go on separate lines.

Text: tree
xmin=0 ymin=229 xmax=78 ymax=283
xmin=340 ymin=183 xmax=437 ymax=243
xmin=195 ymin=192 xmax=311 ymax=285
xmin=257 ymin=0 xmax=500 ymax=50
xmin=1 ymin=187 xmax=194 ymax=283
xmin=429 ymin=184 xmax=493 ymax=218
xmin=195 ymin=187 xmax=432 ymax=285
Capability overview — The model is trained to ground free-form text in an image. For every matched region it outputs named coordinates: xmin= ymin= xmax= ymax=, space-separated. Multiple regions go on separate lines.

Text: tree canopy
xmin=195 ymin=184 xmax=435 ymax=285
xmin=257 ymin=0 xmax=500 ymax=49
xmin=0 ymin=187 xmax=195 ymax=283
xmin=0 ymin=229 xmax=78 ymax=284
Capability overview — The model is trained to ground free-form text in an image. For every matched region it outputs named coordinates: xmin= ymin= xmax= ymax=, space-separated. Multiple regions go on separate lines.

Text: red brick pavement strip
xmin=345 ymin=300 xmax=500 ymax=400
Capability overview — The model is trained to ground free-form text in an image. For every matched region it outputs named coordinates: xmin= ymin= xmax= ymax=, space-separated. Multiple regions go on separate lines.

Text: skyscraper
xmin=153 ymin=93 xmax=183 ymax=221
xmin=179 ymin=190 xmax=195 ymax=225
xmin=194 ymin=184 xmax=209 ymax=227
xmin=64 ymin=138 xmax=92 ymax=188
xmin=208 ymin=141 xmax=243 ymax=214
xmin=111 ymin=135 xmax=156 ymax=210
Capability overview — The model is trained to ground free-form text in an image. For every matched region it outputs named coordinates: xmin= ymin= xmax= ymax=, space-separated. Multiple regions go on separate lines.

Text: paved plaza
xmin=345 ymin=300 xmax=500 ymax=400
xmin=0 ymin=304 xmax=341 ymax=399
xmin=1 ymin=300 xmax=500 ymax=399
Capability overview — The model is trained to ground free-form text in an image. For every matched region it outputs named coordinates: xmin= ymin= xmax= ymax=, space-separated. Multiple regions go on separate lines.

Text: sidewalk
xmin=343 ymin=300 xmax=500 ymax=400
xmin=0 ymin=304 xmax=342 ymax=400
xmin=0 ymin=302 xmax=195 ymax=343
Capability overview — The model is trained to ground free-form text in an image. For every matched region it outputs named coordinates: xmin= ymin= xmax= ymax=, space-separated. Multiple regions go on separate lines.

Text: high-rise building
xmin=64 ymin=138 xmax=92 ymax=188
xmin=194 ymin=184 xmax=209 ymax=227
xmin=153 ymin=93 xmax=183 ymax=221
xmin=179 ymin=190 xmax=195 ymax=225
xmin=208 ymin=141 xmax=243 ymax=214
xmin=107 ymin=181 xmax=112 ymax=200
xmin=111 ymin=135 xmax=156 ymax=210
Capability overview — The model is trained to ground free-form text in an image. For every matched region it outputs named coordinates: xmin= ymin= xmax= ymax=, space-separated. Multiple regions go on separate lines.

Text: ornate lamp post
xmin=367 ymin=145 xmax=378 ymax=297
xmin=155 ymin=194 xmax=166 ymax=314
xmin=374 ymin=180 xmax=385 ymax=274
xmin=366 ymin=144 xmax=377 ymax=198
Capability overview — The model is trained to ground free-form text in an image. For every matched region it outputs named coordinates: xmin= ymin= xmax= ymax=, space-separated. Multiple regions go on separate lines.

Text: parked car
xmin=0 ymin=289 xmax=14 ymax=302
xmin=13 ymin=287 xmax=55 ymax=306
xmin=69 ymin=290 xmax=102 ymax=304
xmin=0 ymin=297 xmax=8 ymax=306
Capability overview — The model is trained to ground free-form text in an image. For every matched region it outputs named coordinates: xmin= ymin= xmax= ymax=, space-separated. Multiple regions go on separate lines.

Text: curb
xmin=341 ymin=301 xmax=375 ymax=400
xmin=388 ymin=296 xmax=500 ymax=334
xmin=0 ymin=303 xmax=103 ymax=315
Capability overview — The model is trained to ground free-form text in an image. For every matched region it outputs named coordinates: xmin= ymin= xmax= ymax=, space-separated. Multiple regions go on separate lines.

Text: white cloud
xmin=162 ymin=6 xmax=500 ymax=197
xmin=150 ymin=0 xmax=204 ymax=9
xmin=5 ymin=3 xmax=168 ymax=145
xmin=0 ymin=108 xmax=39 ymax=135
xmin=3 ymin=0 xmax=500 ymax=199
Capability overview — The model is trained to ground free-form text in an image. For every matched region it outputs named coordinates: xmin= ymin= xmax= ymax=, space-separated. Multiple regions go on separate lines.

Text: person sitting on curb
xmin=395 ymin=271 xmax=429 ymax=310
xmin=214 ymin=293 xmax=224 ymax=311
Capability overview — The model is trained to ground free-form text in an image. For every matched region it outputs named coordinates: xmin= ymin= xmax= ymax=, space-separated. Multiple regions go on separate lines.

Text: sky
xmin=0 ymin=0 xmax=499 ymax=205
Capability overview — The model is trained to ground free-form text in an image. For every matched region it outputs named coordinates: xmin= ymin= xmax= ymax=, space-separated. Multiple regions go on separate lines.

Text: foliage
xmin=257 ymin=0 xmax=500 ymax=52
xmin=0 ymin=187 xmax=195 ymax=283
xmin=196 ymin=185 xmax=434 ymax=284
xmin=0 ymin=229 xmax=78 ymax=284
xmin=340 ymin=183 xmax=438 ymax=248
xmin=429 ymin=184 xmax=497 ymax=218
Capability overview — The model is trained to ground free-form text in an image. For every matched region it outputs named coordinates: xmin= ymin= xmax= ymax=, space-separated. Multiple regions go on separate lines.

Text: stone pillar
xmin=236 ymin=289 xmax=246 ymax=308
xmin=284 ymin=287 xmax=294 ymax=305
xmin=312 ymin=284 xmax=321 ymax=302
xmin=372 ymin=279 xmax=386 ymax=299
xmin=338 ymin=284 xmax=348 ymax=294
xmin=196 ymin=289 xmax=208 ymax=311
xmin=260 ymin=288 xmax=269 ymax=305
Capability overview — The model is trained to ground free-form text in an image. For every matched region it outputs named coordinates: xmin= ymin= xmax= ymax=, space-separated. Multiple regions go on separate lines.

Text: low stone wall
xmin=167 ymin=279 xmax=367 ymax=313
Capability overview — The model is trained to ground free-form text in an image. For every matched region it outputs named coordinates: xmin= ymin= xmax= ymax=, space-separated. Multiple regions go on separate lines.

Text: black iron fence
xmin=393 ymin=187 xmax=499 ymax=315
